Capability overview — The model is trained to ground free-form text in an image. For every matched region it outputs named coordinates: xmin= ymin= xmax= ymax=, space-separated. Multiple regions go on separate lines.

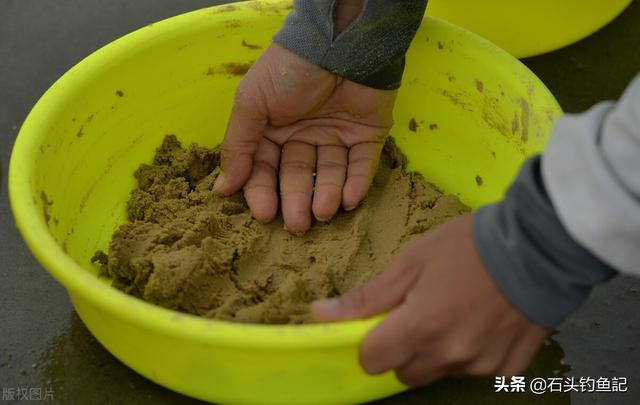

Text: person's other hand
xmin=213 ymin=43 xmax=397 ymax=233
xmin=312 ymin=214 xmax=550 ymax=386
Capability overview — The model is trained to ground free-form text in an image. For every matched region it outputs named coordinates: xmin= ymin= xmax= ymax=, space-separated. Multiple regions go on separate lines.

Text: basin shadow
xmin=37 ymin=312 xmax=207 ymax=404
xmin=38 ymin=312 xmax=569 ymax=404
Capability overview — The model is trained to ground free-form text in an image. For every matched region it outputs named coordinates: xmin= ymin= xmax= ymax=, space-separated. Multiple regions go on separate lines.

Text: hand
xmin=213 ymin=43 xmax=397 ymax=233
xmin=312 ymin=214 xmax=550 ymax=386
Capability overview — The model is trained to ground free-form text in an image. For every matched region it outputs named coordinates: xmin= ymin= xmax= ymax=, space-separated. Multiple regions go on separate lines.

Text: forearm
xmin=273 ymin=0 xmax=428 ymax=90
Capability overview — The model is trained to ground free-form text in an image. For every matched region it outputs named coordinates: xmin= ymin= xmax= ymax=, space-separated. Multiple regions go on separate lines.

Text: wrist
xmin=274 ymin=0 xmax=427 ymax=90
xmin=473 ymin=156 xmax=617 ymax=328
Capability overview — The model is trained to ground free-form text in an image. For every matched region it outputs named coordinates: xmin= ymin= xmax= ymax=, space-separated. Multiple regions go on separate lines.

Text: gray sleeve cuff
xmin=273 ymin=0 xmax=428 ymax=90
xmin=473 ymin=157 xmax=616 ymax=329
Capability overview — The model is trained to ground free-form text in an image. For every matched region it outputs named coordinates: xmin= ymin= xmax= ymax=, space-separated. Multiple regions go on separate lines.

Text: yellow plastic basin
xmin=9 ymin=1 xmax=561 ymax=404
xmin=427 ymin=0 xmax=633 ymax=58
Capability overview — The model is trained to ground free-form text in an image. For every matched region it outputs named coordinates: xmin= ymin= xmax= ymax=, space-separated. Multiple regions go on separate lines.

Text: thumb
xmin=214 ymin=84 xmax=267 ymax=196
xmin=312 ymin=260 xmax=419 ymax=322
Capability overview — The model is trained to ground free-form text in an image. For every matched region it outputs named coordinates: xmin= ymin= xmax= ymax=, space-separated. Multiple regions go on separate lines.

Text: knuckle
xmin=314 ymin=181 xmax=343 ymax=192
xmin=444 ymin=342 xmax=478 ymax=366
xmin=348 ymin=156 xmax=376 ymax=167
xmin=280 ymin=159 xmax=314 ymax=172
xmin=317 ymin=160 xmax=347 ymax=170
xmin=253 ymin=158 xmax=278 ymax=173
xmin=280 ymin=190 xmax=313 ymax=201
xmin=411 ymin=309 xmax=447 ymax=337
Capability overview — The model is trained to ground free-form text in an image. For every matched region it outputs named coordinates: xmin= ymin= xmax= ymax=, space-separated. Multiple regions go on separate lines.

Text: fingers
xmin=361 ymin=323 xmax=544 ymax=387
xmin=279 ymin=141 xmax=316 ymax=233
xmin=497 ymin=326 xmax=548 ymax=377
xmin=243 ymin=138 xmax=280 ymax=223
xmin=395 ymin=355 xmax=447 ymax=387
xmin=214 ymin=83 xmax=267 ymax=196
xmin=449 ymin=334 xmax=517 ymax=377
xmin=311 ymin=257 xmax=419 ymax=321
xmin=343 ymin=141 xmax=383 ymax=210
xmin=360 ymin=305 xmax=418 ymax=374
xmin=313 ymin=145 xmax=348 ymax=221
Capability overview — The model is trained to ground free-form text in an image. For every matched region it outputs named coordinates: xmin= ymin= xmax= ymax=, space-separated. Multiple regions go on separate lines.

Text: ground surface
xmin=1 ymin=1 xmax=639 ymax=404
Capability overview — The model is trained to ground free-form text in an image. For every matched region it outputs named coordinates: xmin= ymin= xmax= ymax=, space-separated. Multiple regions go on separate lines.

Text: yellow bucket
xmin=9 ymin=1 xmax=561 ymax=404
xmin=427 ymin=0 xmax=632 ymax=58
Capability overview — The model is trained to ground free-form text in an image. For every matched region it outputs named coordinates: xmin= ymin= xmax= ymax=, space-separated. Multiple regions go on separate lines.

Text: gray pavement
xmin=1 ymin=1 xmax=639 ymax=404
